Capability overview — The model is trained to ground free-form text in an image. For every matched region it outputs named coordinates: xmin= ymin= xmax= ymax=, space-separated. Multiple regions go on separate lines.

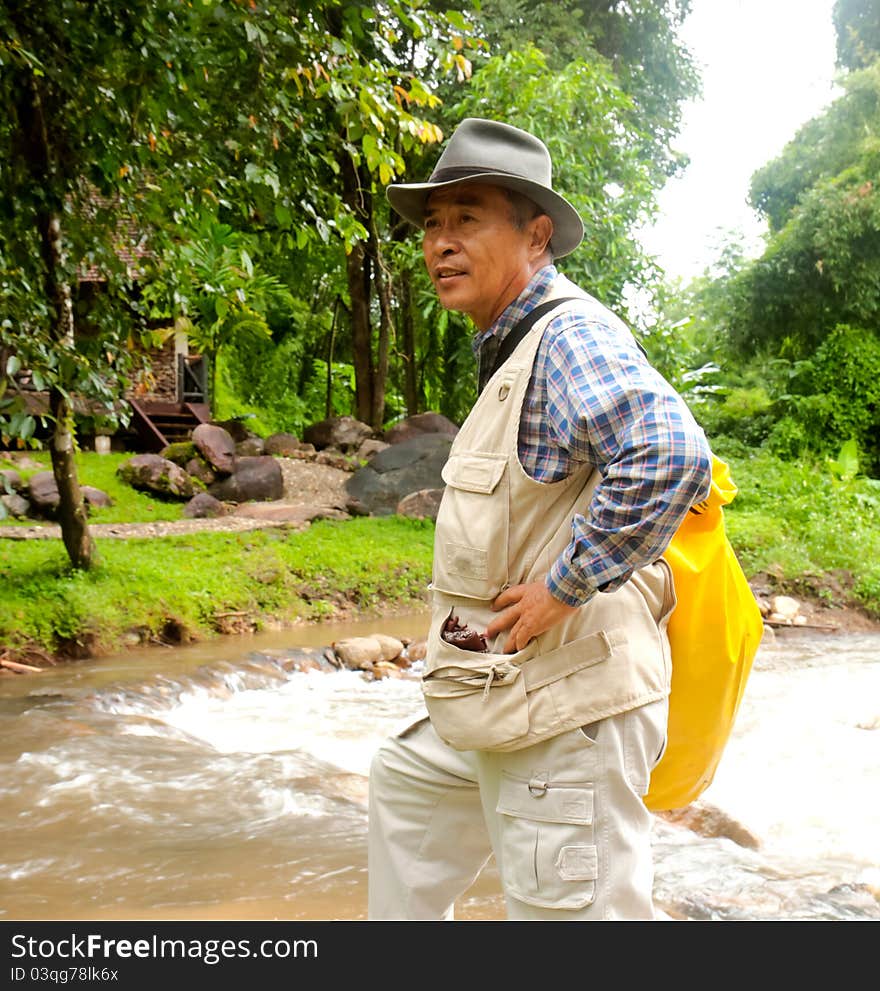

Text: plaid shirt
xmin=473 ymin=265 xmax=712 ymax=606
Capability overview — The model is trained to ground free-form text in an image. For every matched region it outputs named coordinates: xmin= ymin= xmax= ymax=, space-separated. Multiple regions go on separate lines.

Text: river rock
xmin=769 ymin=594 xmax=802 ymax=624
xmin=406 ymin=638 xmax=427 ymax=663
xmin=192 ymin=423 xmax=236 ymax=475
xmin=345 ymin=433 xmax=452 ymax=516
xmin=207 ymin=455 xmax=283 ymax=502
xmin=372 ymin=634 xmax=405 ymax=662
xmin=332 ymin=636 xmax=383 ymax=670
xmin=371 ymin=660 xmax=407 ymax=680
xmin=117 ymin=454 xmax=196 ymax=500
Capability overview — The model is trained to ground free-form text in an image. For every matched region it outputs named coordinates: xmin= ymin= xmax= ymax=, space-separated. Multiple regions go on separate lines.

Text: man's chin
xmin=434 ymin=279 xmax=470 ymax=309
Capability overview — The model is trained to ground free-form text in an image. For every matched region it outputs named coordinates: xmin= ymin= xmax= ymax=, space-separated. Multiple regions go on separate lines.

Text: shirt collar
xmin=472 ymin=264 xmax=558 ymax=356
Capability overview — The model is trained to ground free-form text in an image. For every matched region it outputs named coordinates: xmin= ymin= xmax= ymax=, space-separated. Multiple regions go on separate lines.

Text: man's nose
xmin=426 ymin=227 xmax=458 ymax=256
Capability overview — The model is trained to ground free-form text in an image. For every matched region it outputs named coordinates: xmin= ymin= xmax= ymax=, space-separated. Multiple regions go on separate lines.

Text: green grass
xmin=0 ymin=515 xmax=435 ymax=658
xmin=720 ymin=447 xmax=880 ymax=614
xmin=1 ymin=450 xmax=187 ymax=524
xmin=2 ymin=445 xmax=878 ymax=662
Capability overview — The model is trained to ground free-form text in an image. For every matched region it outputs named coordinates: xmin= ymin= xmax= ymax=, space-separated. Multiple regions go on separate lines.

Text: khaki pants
xmin=368 ymin=697 xmax=668 ymax=920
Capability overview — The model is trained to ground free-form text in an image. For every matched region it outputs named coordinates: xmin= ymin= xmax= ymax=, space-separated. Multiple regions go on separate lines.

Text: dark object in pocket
xmin=440 ymin=608 xmax=489 ymax=652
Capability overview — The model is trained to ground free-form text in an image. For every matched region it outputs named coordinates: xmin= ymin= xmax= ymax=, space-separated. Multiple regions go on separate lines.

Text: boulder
xmin=185 ymin=457 xmax=216 ymax=486
xmin=1 ymin=492 xmax=30 ymax=519
xmin=211 ymin=417 xmax=259 ymax=444
xmin=160 ymin=441 xmax=198 ymax=468
xmin=27 ymin=471 xmax=60 ymax=515
xmin=183 ymin=492 xmax=228 ymax=519
xmin=396 ymin=487 xmax=444 ymax=521
xmin=370 ymin=634 xmax=405 ymax=662
xmin=207 ymin=455 xmax=284 ymax=503
xmin=236 ymin=436 xmax=265 ymax=457
xmin=264 ymin=432 xmax=306 ymax=457
xmin=345 ymin=433 xmax=452 ymax=515
xmin=117 ymin=454 xmax=196 ymax=500
xmin=192 ymin=423 xmax=236 ymax=475
xmin=303 ymin=415 xmax=375 ymax=453
xmin=383 ymin=411 xmax=459 ymax=445
xmin=332 ymin=636 xmax=382 ymax=670
xmin=81 ymin=486 xmax=113 ymax=509
xmin=0 ymin=468 xmax=23 ymax=493
xmin=355 ymin=438 xmax=390 ymax=461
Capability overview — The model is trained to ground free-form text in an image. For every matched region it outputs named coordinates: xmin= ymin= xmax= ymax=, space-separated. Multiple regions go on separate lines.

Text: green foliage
xmin=443 ymin=44 xmax=664 ymax=308
xmin=721 ymin=449 xmax=880 ymax=614
xmin=447 ymin=0 xmax=699 ymax=184
xmin=774 ymin=324 xmax=880 ymax=473
xmin=834 ymin=0 xmax=880 ymax=71
xmin=749 ymin=62 xmax=880 ymax=232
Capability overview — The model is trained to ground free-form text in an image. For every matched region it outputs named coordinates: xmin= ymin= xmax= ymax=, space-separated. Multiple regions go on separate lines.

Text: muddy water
xmin=1 ymin=615 xmax=878 ymax=922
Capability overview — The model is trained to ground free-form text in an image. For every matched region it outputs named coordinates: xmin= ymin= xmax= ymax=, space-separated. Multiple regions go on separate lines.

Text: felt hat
xmin=386 ymin=117 xmax=584 ymax=258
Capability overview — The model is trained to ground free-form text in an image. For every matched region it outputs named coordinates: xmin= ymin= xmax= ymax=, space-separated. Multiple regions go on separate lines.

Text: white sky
xmin=638 ymin=0 xmax=842 ymax=283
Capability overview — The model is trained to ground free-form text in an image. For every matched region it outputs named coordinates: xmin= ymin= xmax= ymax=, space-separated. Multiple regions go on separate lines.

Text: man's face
xmin=422 ymin=183 xmax=548 ymax=330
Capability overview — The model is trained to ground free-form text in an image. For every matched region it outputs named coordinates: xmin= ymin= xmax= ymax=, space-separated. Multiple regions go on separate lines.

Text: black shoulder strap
xmin=479 ymin=294 xmax=650 ymax=395
xmin=480 ymin=296 xmax=578 ymax=394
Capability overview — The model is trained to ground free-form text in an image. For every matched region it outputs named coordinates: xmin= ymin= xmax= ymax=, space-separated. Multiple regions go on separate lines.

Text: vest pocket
xmin=496 ymin=770 xmax=597 ymax=910
xmin=432 ymin=451 xmax=509 ymax=600
xmin=421 ymin=630 xmax=537 ymax=751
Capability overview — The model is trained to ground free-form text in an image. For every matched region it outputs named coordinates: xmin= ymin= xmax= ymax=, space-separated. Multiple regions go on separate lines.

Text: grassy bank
xmin=1 ymin=447 xmax=878 ymax=665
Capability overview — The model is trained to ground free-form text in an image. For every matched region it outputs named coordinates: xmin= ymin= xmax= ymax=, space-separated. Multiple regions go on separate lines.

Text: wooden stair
xmin=127 ymin=399 xmax=211 ymax=452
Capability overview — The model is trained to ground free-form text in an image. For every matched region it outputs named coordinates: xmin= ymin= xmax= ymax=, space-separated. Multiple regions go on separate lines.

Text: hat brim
xmin=387 ymin=172 xmax=584 ymax=259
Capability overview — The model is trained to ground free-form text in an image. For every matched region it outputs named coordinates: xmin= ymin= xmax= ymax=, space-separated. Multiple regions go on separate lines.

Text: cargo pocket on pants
xmin=495 ymin=770 xmax=597 ymax=910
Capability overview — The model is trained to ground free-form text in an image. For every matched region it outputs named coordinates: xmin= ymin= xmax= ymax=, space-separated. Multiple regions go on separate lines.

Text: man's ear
xmin=529 ymin=214 xmax=554 ymax=258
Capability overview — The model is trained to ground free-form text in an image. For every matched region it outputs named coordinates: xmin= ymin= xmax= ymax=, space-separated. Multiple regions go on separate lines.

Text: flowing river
xmin=1 ymin=613 xmax=878 ymax=923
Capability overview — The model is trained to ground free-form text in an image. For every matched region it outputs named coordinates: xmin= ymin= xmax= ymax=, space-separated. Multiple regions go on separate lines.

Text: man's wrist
xmin=546 ymin=564 xmax=595 ymax=608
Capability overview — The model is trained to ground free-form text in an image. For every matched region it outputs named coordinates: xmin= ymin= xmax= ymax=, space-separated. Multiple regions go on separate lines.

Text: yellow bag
xmin=644 ymin=455 xmax=765 ymax=812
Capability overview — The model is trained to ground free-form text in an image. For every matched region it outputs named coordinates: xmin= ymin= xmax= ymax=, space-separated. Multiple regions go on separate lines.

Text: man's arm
xmin=487 ymin=312 xmax=712 ymax=653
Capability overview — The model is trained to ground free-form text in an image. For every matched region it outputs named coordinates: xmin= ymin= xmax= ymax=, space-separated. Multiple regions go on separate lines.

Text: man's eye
xmin=424 ymin=218 xmax=439 ymax=230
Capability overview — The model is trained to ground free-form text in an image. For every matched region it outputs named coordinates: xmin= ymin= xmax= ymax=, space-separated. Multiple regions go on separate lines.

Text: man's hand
xmin=486 ymin=581 xmax=578 ymax=654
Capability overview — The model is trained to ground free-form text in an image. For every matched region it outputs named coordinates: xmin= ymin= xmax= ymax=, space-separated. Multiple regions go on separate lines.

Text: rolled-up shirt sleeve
xmin=537 ymin=316 xmax=713 ymax=607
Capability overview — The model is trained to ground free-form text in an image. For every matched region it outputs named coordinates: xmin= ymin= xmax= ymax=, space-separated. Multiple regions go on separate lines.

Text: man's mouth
xmin=435 ymin=267 xmax=466 ymax=282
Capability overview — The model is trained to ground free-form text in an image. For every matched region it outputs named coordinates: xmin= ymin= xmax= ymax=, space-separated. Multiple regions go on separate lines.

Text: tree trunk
xmin=368 ymin=214 xmax=392 ymax=431
xmin=48 ymin=386 xmax=96 ymax=569
xmin=398 ymin=272 xmax=418 ymax=417
xmin=346 ymin=240 xmax=374 ymax=424
xmin=22 ymin=74 xmax=95 ymax=569
xmin=341 ymin=153 xmax=375 ymax=426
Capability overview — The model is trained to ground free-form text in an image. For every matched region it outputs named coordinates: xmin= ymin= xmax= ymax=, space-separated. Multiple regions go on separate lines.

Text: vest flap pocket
xmin=421 ymin=632 xmax=534 ymax=750
xmin=423 ymin=627 xmax=537 ymax=685
xmin=441 ymin=452 xmax=507 ymax=494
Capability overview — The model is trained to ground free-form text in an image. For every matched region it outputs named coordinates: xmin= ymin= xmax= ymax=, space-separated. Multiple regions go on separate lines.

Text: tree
xmin=834 ymin=0 xmax=880 ymax=70
xmin=0 ymin=1 xmax=469 ymax=568
xmin=0 ymin=0 xmax=181 ymax=567
xmin=729 ymin=62 xmax=880 ymax=358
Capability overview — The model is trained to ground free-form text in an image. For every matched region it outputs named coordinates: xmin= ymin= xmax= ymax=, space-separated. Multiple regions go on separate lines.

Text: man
xmin=369 ymin=118 xmax=712 ymax=920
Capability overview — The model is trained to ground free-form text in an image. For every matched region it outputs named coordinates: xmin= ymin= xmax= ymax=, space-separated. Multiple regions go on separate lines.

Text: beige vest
xmin=422 ymin=277 xmax=675 ymax=752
